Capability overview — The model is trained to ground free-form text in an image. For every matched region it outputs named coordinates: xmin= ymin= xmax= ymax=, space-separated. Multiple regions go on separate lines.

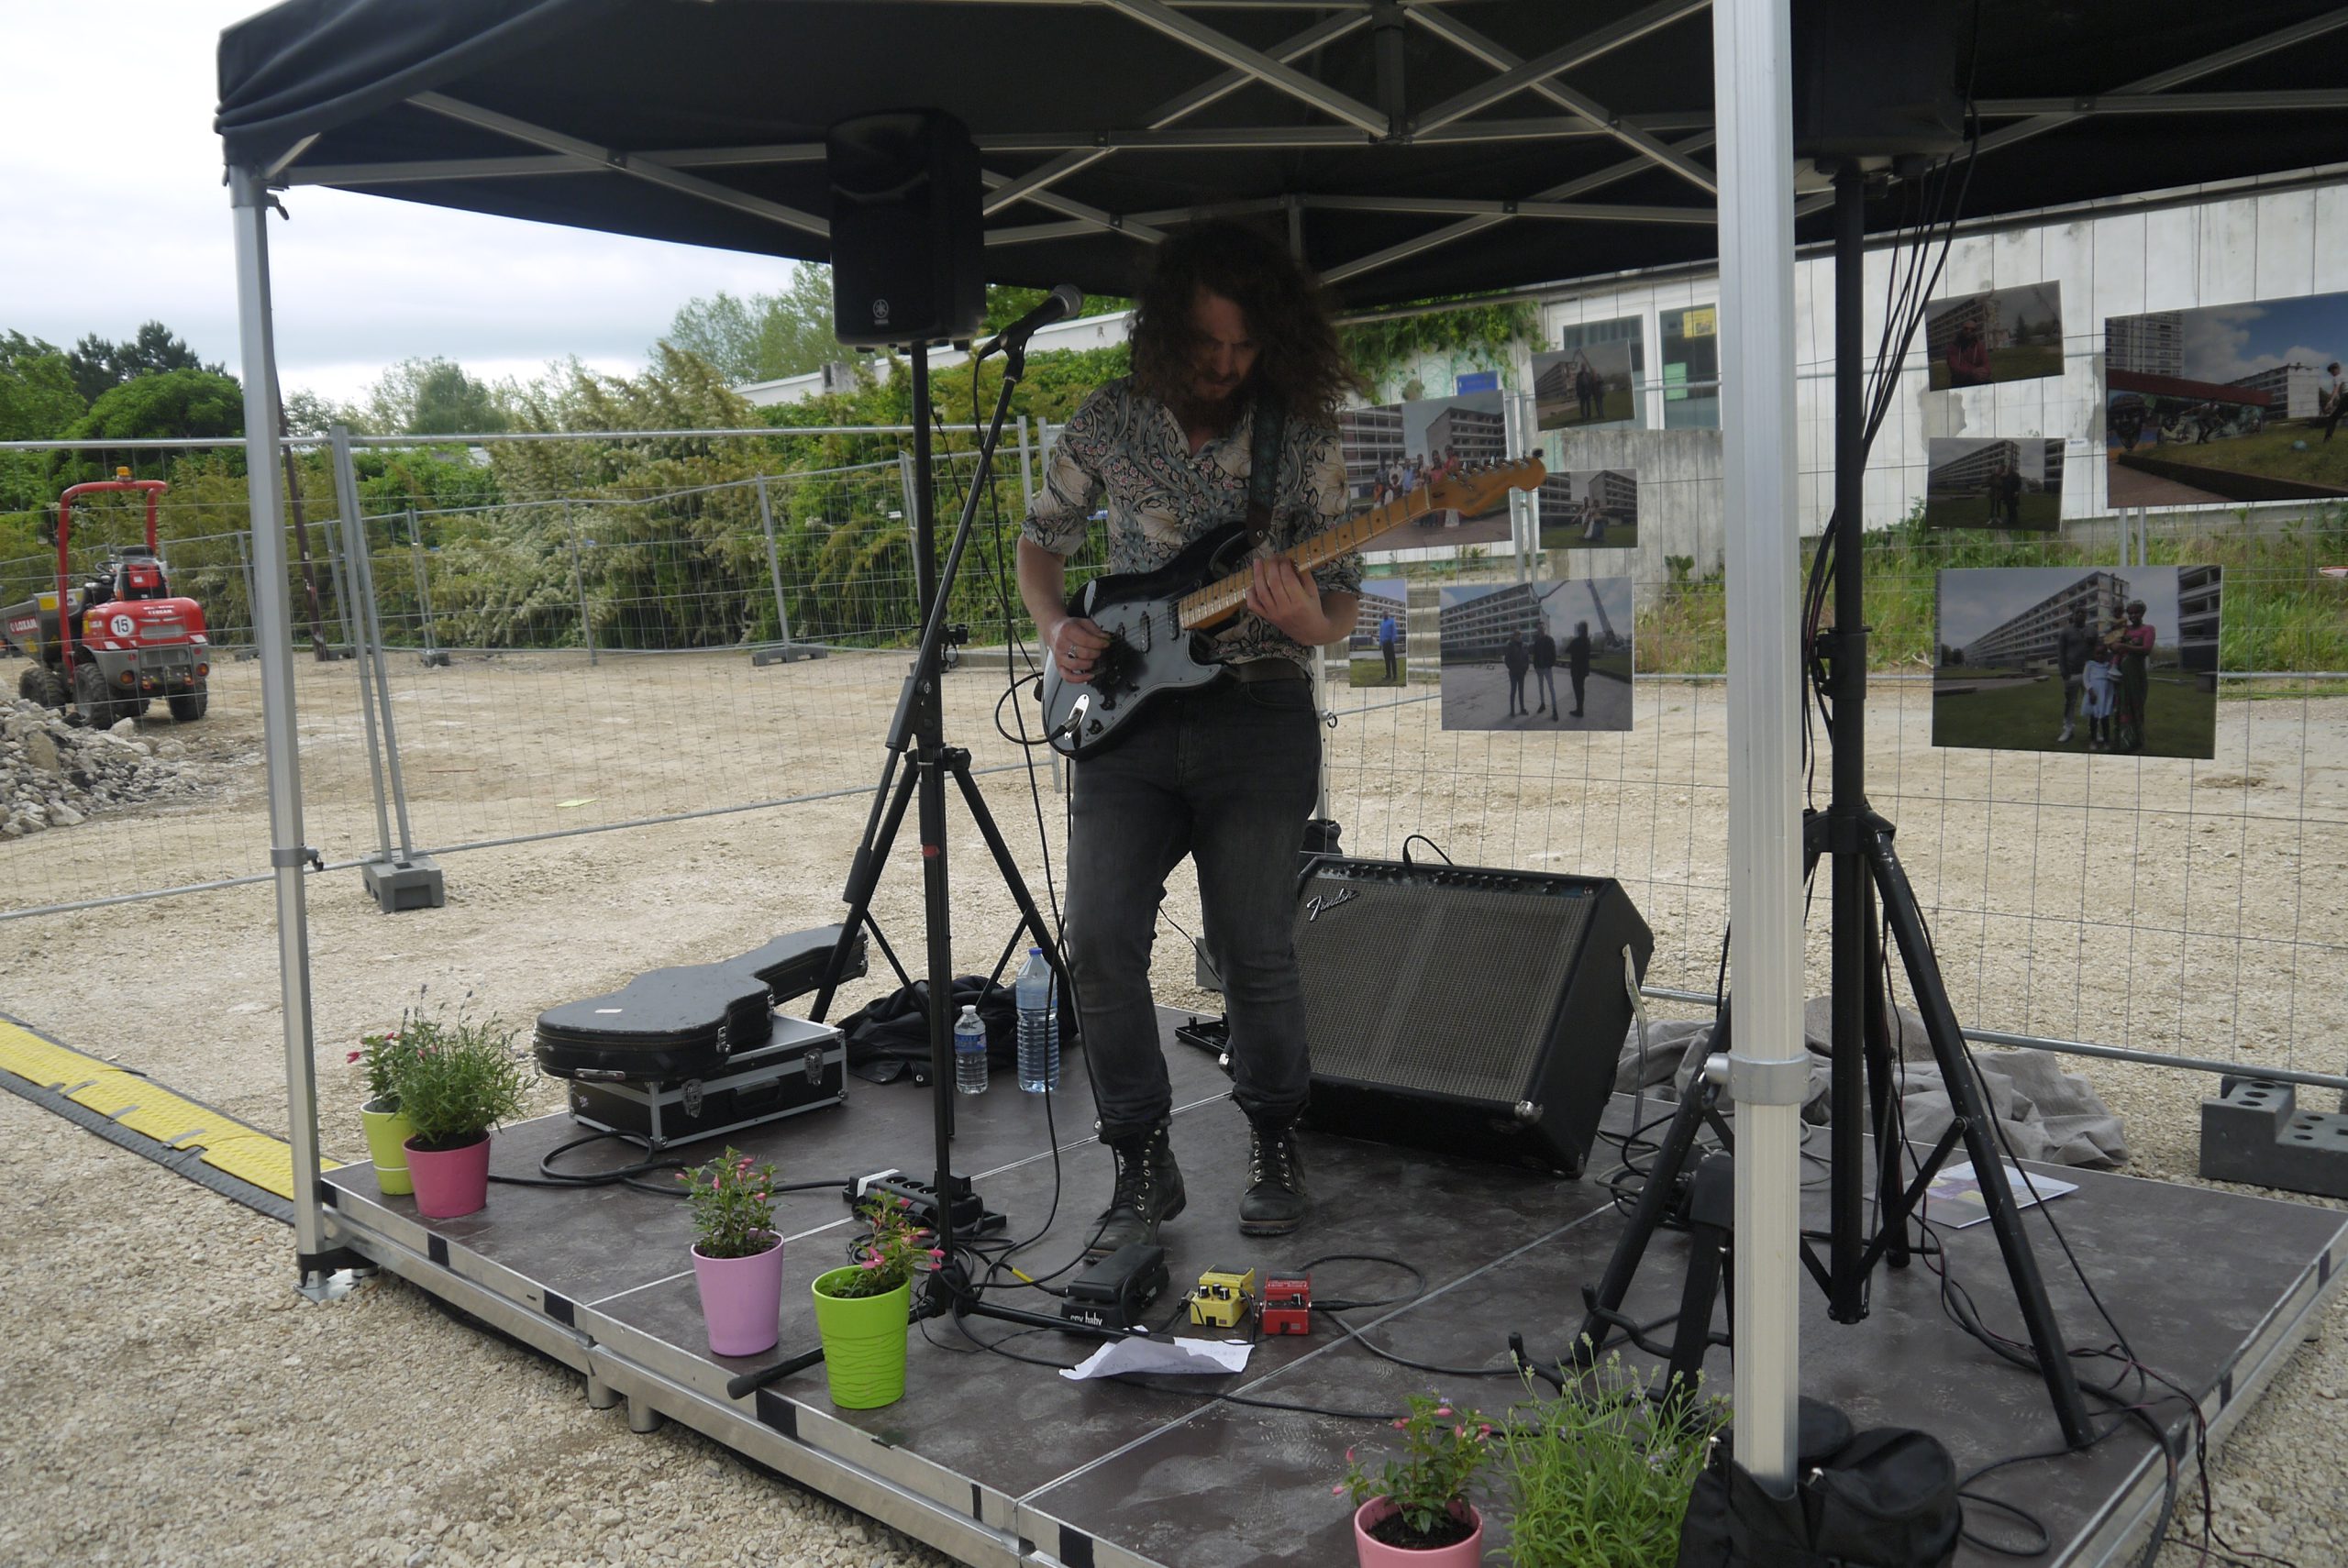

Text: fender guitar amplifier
xmin=1293 ymin=858 xmax=1651 ymax=1176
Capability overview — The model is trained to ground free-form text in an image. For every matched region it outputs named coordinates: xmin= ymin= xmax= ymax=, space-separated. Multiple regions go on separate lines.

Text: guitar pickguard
xmin=1040 ymin=584 xmax=1224 ymax=757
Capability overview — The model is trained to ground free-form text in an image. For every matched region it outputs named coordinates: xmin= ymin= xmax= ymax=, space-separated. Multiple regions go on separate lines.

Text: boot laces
xmin=1110 ymin=1132 xmax=1157 ymax=1212
xmin=1249 ymin=1123 xmax=1294 ymax=1186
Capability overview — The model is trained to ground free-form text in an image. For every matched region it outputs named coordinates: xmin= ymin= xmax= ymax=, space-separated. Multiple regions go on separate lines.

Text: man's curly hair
xmin=1127 ymin=222 xmax=1361 ymax=423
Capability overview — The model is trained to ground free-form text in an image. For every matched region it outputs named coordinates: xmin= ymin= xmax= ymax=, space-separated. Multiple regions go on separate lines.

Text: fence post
xmin=233 ymin=530 xmax=258 ymax=653
xmin=1016 ymin=414 xmax=1035 ymax=511
xmin=566 ymin=502 xmax=596 ymax=667
xmin=404 ymin=506 xmax=447 ymax=667
xmin=316 ymin=479 xmax=360 ymax=653
xmin=896 ymin=450 xmax=923 ymax=627
xmin=327 ymin=429 xmax=396 ymax=861
xmin=755 ymin=476 xmax=794 ymax=650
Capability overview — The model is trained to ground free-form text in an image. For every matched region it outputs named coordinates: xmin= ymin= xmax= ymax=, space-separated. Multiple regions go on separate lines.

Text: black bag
xmin=1677 ymin=1418 xmax=1961 ymax=1568
xmin=840 ymin=975 xmax=1016 ymax=1085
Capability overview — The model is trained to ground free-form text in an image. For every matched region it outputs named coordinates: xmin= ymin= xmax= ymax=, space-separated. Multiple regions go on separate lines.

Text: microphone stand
xmin=733 ymin=328 xmax=1129 ymax=1400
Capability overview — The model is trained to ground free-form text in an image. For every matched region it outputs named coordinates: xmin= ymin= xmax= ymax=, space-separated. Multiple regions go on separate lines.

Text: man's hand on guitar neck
xmin=1246 ymin=556 xmax=1348 ymax=646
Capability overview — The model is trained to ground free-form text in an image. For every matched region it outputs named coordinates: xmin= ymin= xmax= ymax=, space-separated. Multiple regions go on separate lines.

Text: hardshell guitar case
xmin=534 ymin=965 xmax=773 ymax=1082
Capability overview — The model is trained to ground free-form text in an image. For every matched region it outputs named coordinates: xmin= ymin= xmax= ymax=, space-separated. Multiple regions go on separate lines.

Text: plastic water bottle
xmin=1015 ymin=947 xmax=1060 ymax=1093
xmin=954 ymin=1004 xmax=989 ymax=1096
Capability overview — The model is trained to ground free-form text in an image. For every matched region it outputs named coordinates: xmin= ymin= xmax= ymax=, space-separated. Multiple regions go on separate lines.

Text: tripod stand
xmin=1573 ymin=165 xmax=2095 ymax=1449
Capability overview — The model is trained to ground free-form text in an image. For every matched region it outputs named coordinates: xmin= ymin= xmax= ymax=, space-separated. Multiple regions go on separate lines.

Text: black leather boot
xmin=1238 ymin=1116 xmax=1308 ymax=1236
xmin=1092 ymin=1119 xmax=1185 ymax=1253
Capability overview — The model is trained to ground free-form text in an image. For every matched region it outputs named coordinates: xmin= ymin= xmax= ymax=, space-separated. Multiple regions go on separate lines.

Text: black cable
xmin=1400 ymin=833 xmax=1452 ymax=866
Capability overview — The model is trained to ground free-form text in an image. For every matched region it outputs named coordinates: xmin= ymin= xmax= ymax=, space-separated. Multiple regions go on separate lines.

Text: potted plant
xmin=1494 ymin=1354 xmax=1726 ymax=1568
xmin=387 ymin=1016 xmax=530 ymax=1219
xmin=350 ymin=1022 xmax=423 ymax=1197
xmin=807 ymin=1193 xmax=939 ymax=1410
xmin=681 ymin=1146 xmax=783 ymax=1358
xmin=1338 ymin=1392 xmax=1497 ymax=1566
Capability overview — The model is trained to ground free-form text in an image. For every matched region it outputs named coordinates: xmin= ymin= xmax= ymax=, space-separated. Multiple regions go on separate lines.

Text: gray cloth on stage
xmin=1612 ymin=995 xmax=2128 ymax=1169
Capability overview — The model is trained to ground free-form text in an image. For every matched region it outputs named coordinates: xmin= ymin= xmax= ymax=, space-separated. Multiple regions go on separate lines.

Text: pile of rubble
xmin=0 ymin=697 xmax=213 ymax=836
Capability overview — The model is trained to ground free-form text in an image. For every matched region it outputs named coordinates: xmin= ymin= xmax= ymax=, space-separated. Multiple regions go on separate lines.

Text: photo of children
xmin=1923 ymin=437 xmax=2064 ymax=530
xmin=1933 ymin=566 xmax=2221 ymax=758
xmin=2104 ymin=291 xmax=2348 ymax=505
xmin=1438 ymin=576 xmax=1634 ymax=733
xmin=1337 ymin=391 xmax=1514 ymax=555
xmin=1534 ymin=336 xmax=1641 ymax=431
xmin=1537 ymin=461 xmax=1641 ymax=550
xmin=1924 ymin=283 xmax=2065 ymax=390
xmin=1349 ymin=578 xmax=1411 ymax=689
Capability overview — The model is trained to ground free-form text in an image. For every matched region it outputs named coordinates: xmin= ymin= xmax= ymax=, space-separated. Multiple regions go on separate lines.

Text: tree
xmin=361 ymin=357 xmax=510 ymax=436
xmin=662 ymin=263 xmax=848 ymax=383
xmin=0 ymin=331 xmax=88 ymax=512
xmin=63 ymin=368 xmax=244 ymax=443
xmin=65 ymin=321 xmax=221 ymax=404
xmin=981 ymin=284 xmax=1128 ymax=335
xmin=282 ymin=387 xmax=368 ymax=436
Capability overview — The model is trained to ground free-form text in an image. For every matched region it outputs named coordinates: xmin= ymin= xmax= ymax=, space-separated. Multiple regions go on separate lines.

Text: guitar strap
xmin=1243 ymin=393 xmax=1286 ymax=547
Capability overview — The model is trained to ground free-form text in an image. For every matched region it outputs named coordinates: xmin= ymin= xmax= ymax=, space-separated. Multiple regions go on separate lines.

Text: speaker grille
xmin=1296 ymin=870 xmax=1596 ymax=1104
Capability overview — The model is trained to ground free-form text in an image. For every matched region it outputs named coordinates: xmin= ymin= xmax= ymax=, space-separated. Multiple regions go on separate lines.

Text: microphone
xmin=979 ymin=283 xmax=1084 ymax=356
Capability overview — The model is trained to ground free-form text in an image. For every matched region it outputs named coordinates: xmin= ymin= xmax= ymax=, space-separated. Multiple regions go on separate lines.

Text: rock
xmin=49 ymin=803 xmax=83 ymax=827
xmin=109 ymin=717 xmax=136 ymax=737
xmin=156 ymin=738 xmax=187 ymax=760
xmin=25 ymin=730 xmax=60 ymax=774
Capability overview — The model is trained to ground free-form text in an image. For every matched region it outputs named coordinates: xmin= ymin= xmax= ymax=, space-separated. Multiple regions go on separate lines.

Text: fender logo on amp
xmin=1304 ymin=887 xmax=1358 ymax=922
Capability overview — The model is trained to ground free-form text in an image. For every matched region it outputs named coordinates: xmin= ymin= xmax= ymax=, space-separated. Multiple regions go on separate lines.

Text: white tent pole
xmin=1711 ymin=0 xmax=1806 ymax=1491
xmin=229 ymin=165 xmax=335 ymax=1286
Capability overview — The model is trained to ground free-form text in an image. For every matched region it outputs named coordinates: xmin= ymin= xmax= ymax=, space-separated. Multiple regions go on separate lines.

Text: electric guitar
xmin=1040 ymin=457 xmax=1547 ymax=758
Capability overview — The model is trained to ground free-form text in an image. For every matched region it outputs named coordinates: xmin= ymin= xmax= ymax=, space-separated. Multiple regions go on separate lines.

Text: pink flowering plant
xmin=350 ymin=1010 xmax=454 ymax=1108
xmin=678 ymin=1146 xmax=779 ymax=1260
xmin=1338 ymin=1391 xmax=1496 ymax=1548
xmin=819 ymin=1193 xmax=943 ymax=1299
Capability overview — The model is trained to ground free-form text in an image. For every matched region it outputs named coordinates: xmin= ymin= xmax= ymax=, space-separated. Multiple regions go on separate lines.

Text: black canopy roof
xmin=217 ymin=0 xmax=2348 ymax=310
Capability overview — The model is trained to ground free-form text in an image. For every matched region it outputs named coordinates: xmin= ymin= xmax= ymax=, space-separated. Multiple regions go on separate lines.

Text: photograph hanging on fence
xmin=2104 ymin=291 xmax=2348 ymax=506
xmin=1338 ymin=392 xmax=1514 ymax=557
xmin=1536 ymin=462 xmax=1639 ymax=549
xmin=1349 ymin=578 xmax=1411 ymax=689
xmin=1923 ymin=282 xmax=2066 ymax=390
xmin=1438 ymin=575 xmax=1633 ymax=733
xmin=1923 ymin=438 xmax=2064 ymax=529
xmin=1534 ymin=320 xmax=1644 ymax=431
xmin=1933 ymin=566 xmax=2220 ymax=759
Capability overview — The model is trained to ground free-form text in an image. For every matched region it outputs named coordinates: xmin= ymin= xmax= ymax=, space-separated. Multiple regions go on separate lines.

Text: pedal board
xmin=1061 ymin=1242 xmax=1169 ymax=1333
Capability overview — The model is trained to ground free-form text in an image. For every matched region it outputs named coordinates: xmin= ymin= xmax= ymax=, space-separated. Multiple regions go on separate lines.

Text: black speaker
xmin=826 ymin=110 xmax=985 ymax=348
xmin=1294 ymin=858 xmax=1652 ymax=1176
xmin=1791 ymin=0 xmax=1965 ymax=160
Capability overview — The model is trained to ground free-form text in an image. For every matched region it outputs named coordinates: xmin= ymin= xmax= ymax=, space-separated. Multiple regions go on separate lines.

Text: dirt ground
xmin=1 ymin=646 xmax=2343 ymax=1565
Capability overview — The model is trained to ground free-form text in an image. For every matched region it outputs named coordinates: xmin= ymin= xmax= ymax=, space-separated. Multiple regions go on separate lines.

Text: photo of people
xmin=1534 ymin=334 xmax=1641 ymax=431
xmin=1536 ymin=463 xmax=1641 ymax=549
xmin=1923 ymin=283 xmax=2066 ymax=389
xmin=1336 ymin=391 xmax=1514 ymax=553
xmin=1933 ymin=566 xmax=2220 ymax=759
xmin=1350 ymin=578 xmax=1411 ymax=689
xmin=1438 ymin=576 xmax=1634 ymax=733
xmin=2105 ymin=291 xmax=2348 ymax=505
xmin=1923 ymin=438 xmax=2064 ymax=530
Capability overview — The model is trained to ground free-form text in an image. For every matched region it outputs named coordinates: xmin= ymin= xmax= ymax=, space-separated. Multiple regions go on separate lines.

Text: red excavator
xmin=0 ymin=472 xmax=211 ymax=725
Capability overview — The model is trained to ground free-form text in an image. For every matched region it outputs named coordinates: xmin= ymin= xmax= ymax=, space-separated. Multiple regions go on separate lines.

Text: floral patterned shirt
xmin=1022 ymin=376 xmax=1361 ymax=672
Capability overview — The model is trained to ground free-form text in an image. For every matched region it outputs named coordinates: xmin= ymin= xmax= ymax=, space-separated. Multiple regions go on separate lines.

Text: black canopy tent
xmin=216 ymin=0 xmax=2348 ymax=1504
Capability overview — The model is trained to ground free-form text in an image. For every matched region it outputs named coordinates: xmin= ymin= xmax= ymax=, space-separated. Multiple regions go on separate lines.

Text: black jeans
xmin=1063 ymin=673 xmax=1321 ymax=1141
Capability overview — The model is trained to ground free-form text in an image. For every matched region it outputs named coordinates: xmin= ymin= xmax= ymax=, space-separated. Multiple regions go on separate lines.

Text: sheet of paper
xmin=1058 ymin=1336 xmax=1253 ymax=1381
xmin=1924 ymin=1160 xmax=2078 ymax=1229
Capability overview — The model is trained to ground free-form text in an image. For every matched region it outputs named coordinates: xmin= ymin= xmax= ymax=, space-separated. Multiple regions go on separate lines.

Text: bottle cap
xmin=959 ymin=1004 xmax=980 ymax=1019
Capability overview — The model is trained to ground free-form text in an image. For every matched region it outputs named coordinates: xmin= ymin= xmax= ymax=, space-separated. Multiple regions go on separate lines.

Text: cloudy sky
xmin=1 ymin=0 xmax=801 ymax=403
xmin=2180 ymin=296 xmax=2348 ymax=384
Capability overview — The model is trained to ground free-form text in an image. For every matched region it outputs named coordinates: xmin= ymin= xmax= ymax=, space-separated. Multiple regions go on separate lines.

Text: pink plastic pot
xmin=1352 ymin=1498 xmax=1484 ymax=1568
xmin=692 ymin=1234 xmax=785 ymax=1358
xmin=404 ymin=1133 xmax=492 ymax=1219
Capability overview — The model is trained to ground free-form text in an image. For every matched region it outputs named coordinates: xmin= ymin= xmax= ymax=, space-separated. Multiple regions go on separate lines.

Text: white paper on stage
xmin=1059 ymin=1336 xmax=1253 ymax=1381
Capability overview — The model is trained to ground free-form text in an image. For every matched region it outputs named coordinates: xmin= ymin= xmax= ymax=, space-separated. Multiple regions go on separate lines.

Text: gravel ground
xmin=0 ymin=649 xmax=2341 ymax=1566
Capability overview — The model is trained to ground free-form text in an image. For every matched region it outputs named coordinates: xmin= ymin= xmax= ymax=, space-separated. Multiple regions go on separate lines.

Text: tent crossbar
xmin=1979 ymin=88 xmax=2348 ymax=116
xmin=1097 ymin=0 xmax=1390 ymax=134
xmin=405 ymin=91 xmax=828 ymax=238
xmin=979 ymin=9 xmax=1368 ymax=218
xmin=1302 ymin=193 xmax=1714 ymax=224
xmin=1410 ymin=5 xmax=1718 ymax=196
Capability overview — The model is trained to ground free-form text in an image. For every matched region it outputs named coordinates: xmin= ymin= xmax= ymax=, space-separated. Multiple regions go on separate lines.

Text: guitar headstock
xmin=1420 ymin=457 xmax=1548 ymax=518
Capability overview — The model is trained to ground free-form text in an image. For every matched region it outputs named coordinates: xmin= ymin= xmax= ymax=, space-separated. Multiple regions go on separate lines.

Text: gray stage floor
xmin=321 ymin=1013 xmax=2347 ymax=1568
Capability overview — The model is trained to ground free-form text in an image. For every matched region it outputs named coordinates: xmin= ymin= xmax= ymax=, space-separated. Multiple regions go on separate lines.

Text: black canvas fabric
xmin=1677 ymin=1421 xmax=1961 ymax=1568
xmin=840 ymin=975 xmax=1016 ymax=1086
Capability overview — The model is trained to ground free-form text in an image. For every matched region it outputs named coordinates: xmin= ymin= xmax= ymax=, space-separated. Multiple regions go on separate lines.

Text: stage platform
xmin=319 ymin=1014 xmax=2346 ymax=1568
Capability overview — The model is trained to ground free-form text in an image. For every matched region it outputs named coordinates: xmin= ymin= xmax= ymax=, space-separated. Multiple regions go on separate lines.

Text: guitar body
xmin=1040 ymin=524 xmax=1248 ymax=759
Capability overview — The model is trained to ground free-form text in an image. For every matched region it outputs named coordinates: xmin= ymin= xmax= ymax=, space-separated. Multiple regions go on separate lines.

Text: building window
xmin=1661 ymin=304 xmax=1720 ymax=429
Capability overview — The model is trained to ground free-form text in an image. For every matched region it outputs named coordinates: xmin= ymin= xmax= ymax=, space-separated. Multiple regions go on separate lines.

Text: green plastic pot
xmin=810 ymin=1267 xmax=913 ymax=1409
xmin=360 ymin=1095 xmax=415 ymax=1197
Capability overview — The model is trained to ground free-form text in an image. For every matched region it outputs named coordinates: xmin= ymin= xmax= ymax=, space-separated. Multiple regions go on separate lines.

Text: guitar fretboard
xmin=1177 ymin=492 xmax=1428 ymax=633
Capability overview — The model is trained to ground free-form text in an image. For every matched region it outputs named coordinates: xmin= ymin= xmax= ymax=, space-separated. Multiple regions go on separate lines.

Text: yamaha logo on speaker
xmin=871 ymin=298 xmax=892 ymax=324
xmin=1304 ymin=887 xmax=1358 ymax=922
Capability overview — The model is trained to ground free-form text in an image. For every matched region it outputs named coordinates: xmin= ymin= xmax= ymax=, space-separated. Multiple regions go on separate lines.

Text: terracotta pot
xmin=809 ymin=1267 xmax=912 ymax=1409
xmin=359 ymin=1095 xmax=415 ymax=1197
xmin=1352 ymin=1498 xmax=1483 ymax=1568
xmin=404 ymin=1132 xmax=492 ymax=1219
xmin=692 ymin=1234 xmax=784 ymax=1358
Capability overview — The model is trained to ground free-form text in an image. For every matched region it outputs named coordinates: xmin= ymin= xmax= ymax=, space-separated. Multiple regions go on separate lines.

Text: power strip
xmin=847 ymin=1170 xmax=1008 ymax=1236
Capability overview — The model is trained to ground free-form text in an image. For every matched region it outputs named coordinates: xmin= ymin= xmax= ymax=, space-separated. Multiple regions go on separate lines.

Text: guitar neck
xmin=1179 ymin=493 xmax=1425 ymax=632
